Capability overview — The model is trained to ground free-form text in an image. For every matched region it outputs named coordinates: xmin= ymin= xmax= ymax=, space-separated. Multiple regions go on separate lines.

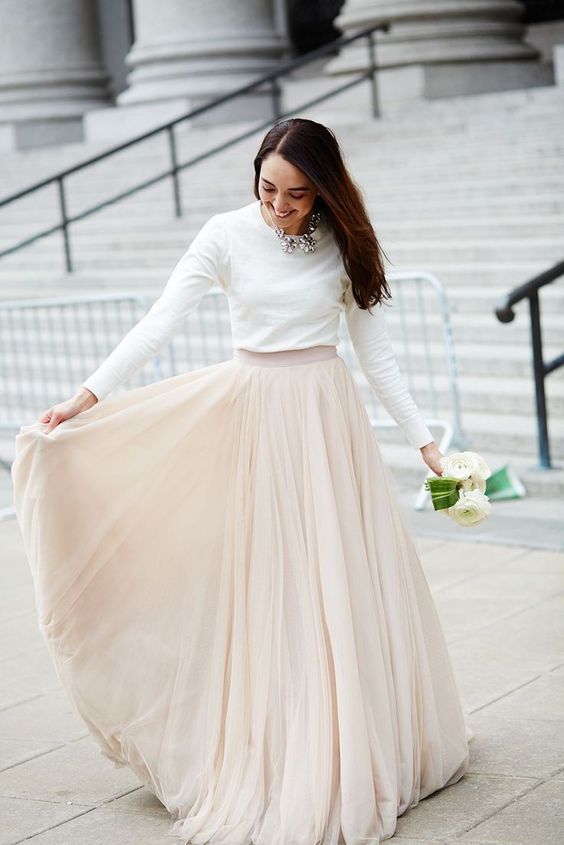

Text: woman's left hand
xmin=420 ymin=441 xmax=444 ymax=476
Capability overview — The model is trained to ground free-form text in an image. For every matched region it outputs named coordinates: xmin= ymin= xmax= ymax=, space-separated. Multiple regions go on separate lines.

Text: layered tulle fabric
xmin=11 ymin=347 xmax=471 ymax=845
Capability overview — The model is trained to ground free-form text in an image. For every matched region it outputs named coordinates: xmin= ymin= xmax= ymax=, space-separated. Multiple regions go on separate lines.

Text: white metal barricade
xmin=0 ymin=289 xmax=233 ymax=521
xmin=0 ymin=289 xmax=232 ymax=434
xmin=1 ymin=273 xmax=467 ymax=514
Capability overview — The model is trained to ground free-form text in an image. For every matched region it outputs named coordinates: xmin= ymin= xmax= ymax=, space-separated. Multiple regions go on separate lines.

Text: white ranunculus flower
xmin=439 ymin=451 xmax=479 ymax=481
xmin=460 ymin=475 xmax=487 ymax=494
xmin=463 ymin=451 xmax=492 ymax=482
xmin=449 ymin=489 xmax=492 ymax=526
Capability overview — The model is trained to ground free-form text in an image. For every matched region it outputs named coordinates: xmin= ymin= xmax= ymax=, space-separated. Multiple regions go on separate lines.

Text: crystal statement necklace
xmin=262 ymin=201 xmax=322 ymax=254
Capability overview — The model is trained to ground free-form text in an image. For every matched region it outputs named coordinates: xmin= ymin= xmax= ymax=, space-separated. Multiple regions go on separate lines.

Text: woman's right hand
xmin=39 ymin=387 xmax=98 ymax=433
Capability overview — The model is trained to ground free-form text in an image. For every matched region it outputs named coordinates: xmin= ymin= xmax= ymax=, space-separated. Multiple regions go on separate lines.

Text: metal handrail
xmin=495 ymin=259 xmax=564 ymax=469
xmin=0 ymin=22 xmax=389 ymax=273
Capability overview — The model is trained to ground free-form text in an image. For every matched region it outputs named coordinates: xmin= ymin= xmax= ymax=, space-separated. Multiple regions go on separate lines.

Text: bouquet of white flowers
xmin=425 ymin=451 xmax=492 ymax=527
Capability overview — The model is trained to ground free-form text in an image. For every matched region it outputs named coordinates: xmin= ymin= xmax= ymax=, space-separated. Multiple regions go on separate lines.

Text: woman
xmin=12 ymin=117 xmax=472 ymax=845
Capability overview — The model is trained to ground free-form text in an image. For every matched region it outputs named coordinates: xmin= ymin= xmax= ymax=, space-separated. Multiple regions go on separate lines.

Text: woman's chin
xmin=272 ymin=211 xmax=296 ymax=224
xmin=276 ymin=214 xmax=306 ymax=233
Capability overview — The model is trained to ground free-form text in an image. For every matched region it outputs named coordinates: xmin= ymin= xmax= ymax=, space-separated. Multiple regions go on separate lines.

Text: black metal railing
xmin=495 ymin=259 xmax=564 ymax=469
xmin=0 ymin=22 xmax=389 ymax=273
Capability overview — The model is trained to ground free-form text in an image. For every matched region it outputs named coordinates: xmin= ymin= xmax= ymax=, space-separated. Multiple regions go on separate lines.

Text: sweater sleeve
xmin=343 ymin=279 xmax=434 ymax=450
xmin=79 ymin=214 xmax=228 ymax=401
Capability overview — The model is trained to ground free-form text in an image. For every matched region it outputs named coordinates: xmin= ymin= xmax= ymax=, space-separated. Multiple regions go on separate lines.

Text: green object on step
xmin=485 ymin=465 xmax=527 ymax=501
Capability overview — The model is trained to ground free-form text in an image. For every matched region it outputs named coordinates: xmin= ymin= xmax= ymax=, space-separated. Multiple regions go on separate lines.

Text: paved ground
xmin=399 ymin=490 xmax=564 ymax=552
xmin=1 ymin=513 xmax=563 ymax=845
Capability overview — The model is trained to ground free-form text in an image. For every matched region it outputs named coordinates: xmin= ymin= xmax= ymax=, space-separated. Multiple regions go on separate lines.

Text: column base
xmin=376 ymin=60 xmax=555 ymax=113
xmin=118 ymin=79 xmax=281 ymax=126
xmin=84 ymin=91 xmax=280 ymax=145
xmin=555 ymin=46 xmax=564 ymax=88
xmin=0 ymin=117 xmax=85 ymax=152
xmin=179 ymin=90 xmax=280 ymax=126
xmin=84 ymin=100 xmax=194 ymax=144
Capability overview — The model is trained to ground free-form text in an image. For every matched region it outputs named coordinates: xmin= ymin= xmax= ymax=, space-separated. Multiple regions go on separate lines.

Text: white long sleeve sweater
xmin=80 ymin=199 xmax=434 ymax=450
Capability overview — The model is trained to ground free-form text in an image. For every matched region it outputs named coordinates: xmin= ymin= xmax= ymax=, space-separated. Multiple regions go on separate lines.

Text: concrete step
xmin=3 ymin=178 xmax=563 ymax=215
xmin=320 ymin=88 xmax=564 ymax=129
xmin=346 ymin=143 xmax=564 ymax=161
xmin=383 ymin=241 xmax=564 ymax=263
xmin=373 ymin=408 xmax=564 ymax=458
xmin=5 ymin=130 xmax=562 ymax=166
xmin=3 ymin=160 xmax=562 ymax=209
xmin=0 ymin=221 xmax=561 ymax=273
xmin=5 ymin=146 xmax=564 ymax=181
xmin=449 ymin=314 xmax=562 ymax=346
xmin=0 ymin=214 xmax=564 ymax=247
xmin=386 ymin=265 xmax=563 ymax=293
xmin=379 ymin=219 xmax=564 ymax=238
xmin=1 ymin=241 xmax=562 ymax=268
xmin=4 ymin=172 xmax=564 ymax=203
xmin=348 ymin=120 xmax=564 ymax=144
xmin=293 ymin=76 xmax=564 ymax=115
xmin=0 ymin=123 xmax=258 ymax=181
xmin=383 ymin=314 xmax=564 ymax=347
xmin=380 ymin=282 xmax=564 ymax=314
xmin=3 ymin=199 xmax=562 ymax=240
xmin=374 ymin=200 xmax=564 ymax=216
xmin=406 ymin=372 xmax=564 ymax=416
xmin=4 ymin=137 xmax=561 ymax=167
xmin=2 ymin=134 xmax=563 ymax=183
xmin=2 ymin=214 xmax=564 ymax=240
xmin=390 ymin=342 xmax=563 ymax=379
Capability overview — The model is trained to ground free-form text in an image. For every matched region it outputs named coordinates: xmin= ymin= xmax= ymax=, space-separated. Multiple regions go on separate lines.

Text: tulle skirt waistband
xmin=232 ymin=345 xmax=338 ymax=367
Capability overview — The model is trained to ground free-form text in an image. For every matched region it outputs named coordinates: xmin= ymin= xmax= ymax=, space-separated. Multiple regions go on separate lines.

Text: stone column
xmin=117 ymin=0 xmax=289 ymax=124
xmin=325 ymin=0 xmax=553 ymax=111
xmin=0 ymin=0 xmax=110 ymax=150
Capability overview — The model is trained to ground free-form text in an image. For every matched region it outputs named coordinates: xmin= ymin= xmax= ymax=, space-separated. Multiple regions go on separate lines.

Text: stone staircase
xmin=1 ymin=81 xmax=563 ymax=526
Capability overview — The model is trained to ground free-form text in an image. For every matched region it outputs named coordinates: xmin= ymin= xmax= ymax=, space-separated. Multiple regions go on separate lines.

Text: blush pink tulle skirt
xmin=11 ymin=344 xmax=472 ymax=845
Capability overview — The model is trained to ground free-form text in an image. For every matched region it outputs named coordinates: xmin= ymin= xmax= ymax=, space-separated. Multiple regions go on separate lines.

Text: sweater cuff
xmin=400 ymin=415 xmax=435 ymax=450
xmin=79 ymin=376 xmax=109 ymax=403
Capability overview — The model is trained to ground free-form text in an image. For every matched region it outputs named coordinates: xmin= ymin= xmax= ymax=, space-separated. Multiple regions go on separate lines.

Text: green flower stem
xmin=424 ymin=476 xmax=460 ymax=510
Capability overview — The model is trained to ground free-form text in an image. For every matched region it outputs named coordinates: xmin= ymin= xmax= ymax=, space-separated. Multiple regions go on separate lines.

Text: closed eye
xmin=263 ymin=187 xmax=305 ymax=199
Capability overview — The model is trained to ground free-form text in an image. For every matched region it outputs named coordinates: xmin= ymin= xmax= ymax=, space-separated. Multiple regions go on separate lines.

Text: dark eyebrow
xmin=261 ymin=177 xmax=310 ymax=191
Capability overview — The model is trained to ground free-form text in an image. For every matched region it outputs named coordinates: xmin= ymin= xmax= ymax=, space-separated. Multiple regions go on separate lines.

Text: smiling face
xmin=258 ymin=153 xmax=318 ymax=236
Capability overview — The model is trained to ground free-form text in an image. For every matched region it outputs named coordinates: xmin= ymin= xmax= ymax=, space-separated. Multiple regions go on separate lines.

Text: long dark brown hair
xmin=253 ymin=117 xmax=392 ymax=311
